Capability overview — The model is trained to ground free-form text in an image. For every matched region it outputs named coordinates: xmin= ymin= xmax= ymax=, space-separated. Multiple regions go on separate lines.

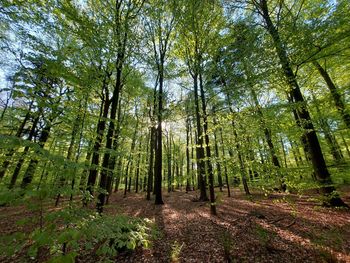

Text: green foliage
xmin=170 ymin=240 xmax=184 ymax=263
xmin=254 ymin=224 xmax=276 ymax=248
xmin=0 ymin=206 xmax=155 ymax=261
xmin=312 ymin=227 xmax=345 ymax=250
xmin=0 ymin=187 xmax=23 ymax=206
xmin=219 ymin=231 xmax=234 ymax=261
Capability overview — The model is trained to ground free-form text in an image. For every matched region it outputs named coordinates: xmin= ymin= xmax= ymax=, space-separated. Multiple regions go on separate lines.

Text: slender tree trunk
xmin=79 ymin=143 xmax=92 ymax=190
xmin=97 ymin=68 xmax=122 ymax=213
xmin=190 ymin=121 xmax=195 ymax=190
xmin=251 ymin=88 xmax=281 ymax=168
xmin=166 ymin=131 xmax=172 ymax=193
xmin=213 ymin=119 xmax=223 ymax=192
xmin=0 ymin=102 xmax=33 ymax=180
xmin=135 ymin=138 xmax=142 ymax=193
xmin=340 ymin=132 xmax=350 ymax=159
xmin=186 ymin=113 xmax=191 ymax=192
xmin=147 ymin=127 xmax=155 ymax=200
xmin=86 ymin=91 xmax=109 ymax=199
xmin=106 ymin=96 xmax=124 ymax=203
xmin=9 ymin=114 xmax=40 ymax=188
xmin=55 ymin=110 xmax=81 ymax=206
xmin=224 ymin=93 xmax=250 ymax=195
xmin=280 ymin=136 xmax=288 ymax=168
xmin=258 ymin=0 xmax=346 ymax=206
xmin=290 ymin=140 xmax=303 ymax=167
xmin=114 ymin=158 xmax=123 ymax=192
xmin=123 ymin=117 xmax=139 ymax=197
xmin=154 ymin=63 xmax=164 ymax=205
xmin=193 ymin=74 xmax=208 ymax=201
xmin=311 ymin=92 xmax=343 ymax=163
xmin=21 ymin=123 xmax=51 ymax=188
xmin=220 ymin=129 xmax=231 ymax=197
xmin=199 ymin=74 xmax=216 ymax=214
xmin=313 ymin=61 xmax=350 ymax=129
xmin=128 ymin=170 xmax=132 ymax=192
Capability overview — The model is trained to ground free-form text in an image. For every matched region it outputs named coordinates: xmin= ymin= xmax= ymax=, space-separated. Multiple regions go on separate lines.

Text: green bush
xmin=0 ymin=206 xmax=155 ymax=262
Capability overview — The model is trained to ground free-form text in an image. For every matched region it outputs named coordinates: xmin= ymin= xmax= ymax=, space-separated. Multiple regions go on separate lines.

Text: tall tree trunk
xmin=185 ymin=113 xmax=191 ymax=192
xmin=21 ymin=122 xmax=51 ymax=188
xmin=258 ymin=0 xmax=342 ymax=202
xmin=147 ymin=126 xmax=155 ymax=200
xmin=154 ymin=64 xmax=164 ymax=205
xmin=280 ymin=136 xmax=288 ymax=168
xmin=193 ymin=74 xmax=208 ymax=201
xmin=55 ymin=109 xmax=82 ymax=206
xmin=220 ymin=129 xmax=231 ymax=197
xmin=97 ymin=68 xmax=122 ymax=213
xmin=224 ymin=93 xmax=250 ymax=195
xmin=0 ymin=102 xmax=33 ymax=180
xmin=199 ymin=74 xmax=216 ymax=214
xmin=114 ymin=158 xmax=123 ymax=192
xmin=122 ymin=114 xmax=139 ymax=197
xmin=86 ymin=87 xmax=110 ymax=200
xmin=135 ymin=138 xmax=142 ymax=193
xmin=251 ymin=88 xmax=281 ymax=168
xmin=9 ymin=114 xmax=40 ymax=188
xmin=106 ymin=96 xmax=124 ymax=204
xmin=311 ymin=93 xmax=344 ymax=163
xmin=340 ymin=132 xmax=350 ymax=159
xmin=79 ymin=143 xmax=92 ymax=191
xmin=213 ymin=118 xmax=223 ymax=192
xmin=166 ymin=131 xmax=172 ymax=193
xmin=313 ymin=61 xmax=350 ymax=129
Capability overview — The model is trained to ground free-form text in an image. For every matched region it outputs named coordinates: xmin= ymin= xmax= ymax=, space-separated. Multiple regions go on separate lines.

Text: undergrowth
xmin=0 ymin=200 xmax=156 ymax=262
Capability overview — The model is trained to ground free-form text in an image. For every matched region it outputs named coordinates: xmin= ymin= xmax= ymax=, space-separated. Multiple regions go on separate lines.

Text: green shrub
xmin=0 ymin=206 xmax=155 ymax=262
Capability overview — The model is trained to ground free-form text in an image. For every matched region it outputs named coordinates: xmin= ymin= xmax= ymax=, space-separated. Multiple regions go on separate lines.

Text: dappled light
xmin=1 ymin=0 xmax=350 ymax=262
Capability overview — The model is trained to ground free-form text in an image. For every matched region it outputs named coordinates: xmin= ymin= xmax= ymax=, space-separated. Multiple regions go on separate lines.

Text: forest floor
xmin=106 ymin=187 xmax=350 ymax=263
xmin=1 ymin=187 xmax=350 ymax=263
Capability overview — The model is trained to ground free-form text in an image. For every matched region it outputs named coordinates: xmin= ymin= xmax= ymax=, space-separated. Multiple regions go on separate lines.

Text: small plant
xmin=255 ymin=225 xmax=270 ymax=246
xmin=311 ymin=228 xmax=344 ymax=251
xmin=220 ymin=231 xmax=234 ymax=263
xmin=318 ymin=247 xmax=338 ymax=263
xmin=170 ymin=241 xmax=184 ymax=263
xmin=1 ymin=206 xmax=155 ymax=262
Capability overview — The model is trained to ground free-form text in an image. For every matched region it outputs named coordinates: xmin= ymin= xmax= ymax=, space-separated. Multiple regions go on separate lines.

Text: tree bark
xmin=220 ymin=129 xmax=231 ymax=197
xmin=21 ymin=122 xmax=51 ymax=188
xmin=9 ymin=114 xmax=40 ymax=188
xmin=0 ymin=102 xmax=33 ymax=180
xmin=147 ymin=127 xmax=155 ymax=200
xmin=313 ymin=61 xmax=350 ymax=129
xmin=86 ymin=85 xmax=110 ymax=200
xmin=258 ymin=0 xmax=346 ymax=206
xmin=193 ymin=74 xmax=208 ymax=201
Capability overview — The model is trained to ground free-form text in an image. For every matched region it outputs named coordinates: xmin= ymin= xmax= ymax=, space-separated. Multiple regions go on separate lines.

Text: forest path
xmin=106 ymin=188 xmax=350 ymax=263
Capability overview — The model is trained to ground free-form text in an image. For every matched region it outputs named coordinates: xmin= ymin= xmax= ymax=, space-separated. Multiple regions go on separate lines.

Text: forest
xmin=0 ymin=0 xmax=349 ymax=262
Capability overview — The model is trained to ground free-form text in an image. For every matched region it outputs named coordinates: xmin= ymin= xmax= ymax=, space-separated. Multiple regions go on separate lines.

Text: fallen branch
xmin=285 ymin=218 xmax=296 ymax=228
xmin=269 ymin=217 xmax=285 ymax=224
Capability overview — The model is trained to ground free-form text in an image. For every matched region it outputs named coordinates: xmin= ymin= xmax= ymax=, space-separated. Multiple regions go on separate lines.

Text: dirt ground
xmin=106 ymin=188 xmax=350 ymax=263
xmin=1 ymin=187 xmax=350 ymax=263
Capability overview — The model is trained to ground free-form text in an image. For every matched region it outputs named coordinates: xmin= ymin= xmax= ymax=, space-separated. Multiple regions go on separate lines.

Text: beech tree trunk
xmin=213 ymin=118 xmax=223 ymax=192
xmin=258 ymin=0 xmax=346 ymax=206
xmin=9 ymin=114 xmax=40 ymax=188
xmin=0 ymin=102 xmax=33 ymax=180
xmin=193 ymin=74 xmax=208 ymax=201
xmin=147 ymin=126 xmax=155 ymax=200
xmin=220 ymin=129 xmax=231 ymax=197
xmin=21 ymin=122 xmax=51 ymax=188
xmin=86 ymin=87 xmax=110 ymax=199
xmin=313 ymin=61 xmax=350 ymax=129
